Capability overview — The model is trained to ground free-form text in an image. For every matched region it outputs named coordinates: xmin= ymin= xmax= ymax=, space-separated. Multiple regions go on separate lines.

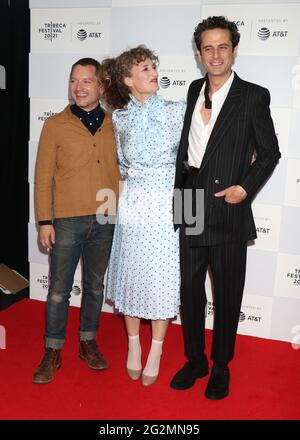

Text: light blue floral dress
xmin=106 ymin=93 xmax=186 ymax=320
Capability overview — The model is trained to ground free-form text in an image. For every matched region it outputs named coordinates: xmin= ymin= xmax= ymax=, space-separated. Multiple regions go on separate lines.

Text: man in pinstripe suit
xmin=170 ymin=16 xmax=281 ymax=399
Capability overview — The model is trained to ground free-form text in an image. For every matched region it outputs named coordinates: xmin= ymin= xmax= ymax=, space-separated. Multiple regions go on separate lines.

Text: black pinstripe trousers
xmin=180 ymin=233 xmax=247 ymax=365
xmin=180 ymin=232 xmax=247 ymax=365
xmin=179 ymin=169 xmax=248 ymax=365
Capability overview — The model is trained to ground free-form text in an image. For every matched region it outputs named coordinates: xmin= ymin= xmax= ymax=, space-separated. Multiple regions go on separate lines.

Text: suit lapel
xmin=180 ymin=78 xmax=205 ymax=160
xmin=199 ymin=73 xmax=242 ymax=173
xmin=186 ymin=81 xmax=203 ymax=125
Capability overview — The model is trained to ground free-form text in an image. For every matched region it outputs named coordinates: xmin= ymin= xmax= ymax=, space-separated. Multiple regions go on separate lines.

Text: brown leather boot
xmin=32 ymin=348 xmax=62 ymax=384
xmin=79 ymin=340 xmax=108 ymax=370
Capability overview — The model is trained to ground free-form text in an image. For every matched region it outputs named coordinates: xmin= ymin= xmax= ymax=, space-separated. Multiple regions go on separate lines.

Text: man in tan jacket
xmin=33 ymin=58 xmax=121 ymax=384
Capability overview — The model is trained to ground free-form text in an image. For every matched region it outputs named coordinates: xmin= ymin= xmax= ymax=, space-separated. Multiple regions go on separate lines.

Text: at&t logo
xmin=160 ymin=77 xmax=171 ymax=88
xmin=159 ymin=76 xmax=186 ymax=89
xmin=258 ymin=27 xmax=270 ymax=40
xmin=239 ymin=311 xmax=246 ymax=322
xmin=77 ymin=29 xmax=87 ymax=41
xmin=258 ymin=27 xmax=288 ymax=40
xmin=76 ymin=29 xmax=101 ymax=41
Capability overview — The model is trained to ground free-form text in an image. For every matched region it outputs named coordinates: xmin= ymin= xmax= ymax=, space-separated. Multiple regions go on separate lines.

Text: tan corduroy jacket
xmin=35 ymin=105 xmax=121 ymax=221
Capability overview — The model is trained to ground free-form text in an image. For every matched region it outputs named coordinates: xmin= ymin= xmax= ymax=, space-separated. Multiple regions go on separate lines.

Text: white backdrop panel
xmin=31 ymin=8 xmax=110 ymax=54
xmin=30 ymin=0 xmax=112 ymax=7
xmin=270 ymin=297 xmax=300 ymax=343
xmin=205 ymin=289 xmax=273 ymax=338
xmin=202 ymin=0 xmax=300 ymax=4
xmin=237 ymin=294 xmax=273 ymax=339
xmin=30 ymin=98 xmax=69 ymax=140
xmin=234 ymin=56 xmax=296 ymax=107
xmin=245 ymin=248 xmax=277 ymax=297
xmin=279 ymin=207 xmax=300 ymax=254
xmin=274 ymin=253 xmax=300 ymax=299
xmin=201 ymin=3 xmax=300 ymax=56
xmin=29 ymin=184 xmax=35 ymax=223
xmin=29 ymin=141 xmax=38 ymax=184
xmin=284 ymin=158 xmax=300 ymax=207
xmin=112 ymin=0 xmax=200 ymax=5
xmin=157 ymin=56 xmax=201 ymax=101
xmin=252 ymin=204 xmax=282 ymax=252
xmin=110 ymin=5 xmax=201 ymax=56
xmin=29 ymin=54 xmax=109 ymax=99
xmin=270 ymin=107 xmax=291 ymax=158
xmin=288 ymin=108 xmax=300 ymax=159
xmin=292 ymin=57 xmax=300 ymax=108
xmin=253 ymin=157 xmax=287 ymax=206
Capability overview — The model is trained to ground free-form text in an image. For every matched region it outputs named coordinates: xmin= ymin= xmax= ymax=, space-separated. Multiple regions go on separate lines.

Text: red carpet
xmin=0 ymin=299 xmax=299 ymax=420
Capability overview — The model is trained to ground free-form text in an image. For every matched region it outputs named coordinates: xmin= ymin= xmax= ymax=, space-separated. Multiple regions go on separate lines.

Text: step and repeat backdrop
xmin=29 ymin=0 xmax=300 ymax=345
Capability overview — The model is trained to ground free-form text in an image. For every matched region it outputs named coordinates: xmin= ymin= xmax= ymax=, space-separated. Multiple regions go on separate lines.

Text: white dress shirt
xmin=188 ymin=71 xmax=234 ymax=168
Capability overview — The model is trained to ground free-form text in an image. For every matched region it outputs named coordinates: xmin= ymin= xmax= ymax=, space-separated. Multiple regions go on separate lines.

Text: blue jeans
xmin=45 ymin=215 xmax=114 ymax=349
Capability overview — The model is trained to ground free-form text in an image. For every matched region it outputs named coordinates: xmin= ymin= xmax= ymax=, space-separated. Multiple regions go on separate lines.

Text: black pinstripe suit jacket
xmin=174 ymin=73 xmax=281 ymax=246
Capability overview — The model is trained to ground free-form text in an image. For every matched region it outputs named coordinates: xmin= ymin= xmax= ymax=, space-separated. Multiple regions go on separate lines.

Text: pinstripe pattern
xmin=174 ymin=73 xmax=281 ymax=246
xmin=175 ymin=73 xmax=281 ymax=365
xmin=180 ymin=229 xmax=247 ymax=364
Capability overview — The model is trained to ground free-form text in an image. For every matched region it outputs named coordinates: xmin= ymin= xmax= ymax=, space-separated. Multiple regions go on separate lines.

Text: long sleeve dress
xmin=106 ymin=93 xmax=186 ymax=320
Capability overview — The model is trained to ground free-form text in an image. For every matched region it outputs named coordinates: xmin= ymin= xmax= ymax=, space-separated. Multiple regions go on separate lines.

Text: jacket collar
xmin=183 ymin=73 xmax=242 ymax=173
xmin=199 ymin=72 xmax=242 ymax=172
xmin=61 ymin=104 xmax=112 ymax=130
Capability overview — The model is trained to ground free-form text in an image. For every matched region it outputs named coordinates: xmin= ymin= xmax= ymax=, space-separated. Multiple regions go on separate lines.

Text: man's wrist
xmin=38 ymin=220 xmax=53 ymax=226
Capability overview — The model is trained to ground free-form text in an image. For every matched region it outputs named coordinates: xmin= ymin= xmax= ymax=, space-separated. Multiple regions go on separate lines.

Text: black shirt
xmin=70 ymin=103 xmax=105 ymax=135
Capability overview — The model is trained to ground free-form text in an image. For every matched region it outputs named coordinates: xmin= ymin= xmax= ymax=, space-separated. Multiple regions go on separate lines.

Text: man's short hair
xmin=70 ymin=58 xmax=101 ymax=78
xmin=194 ymin=16 xmax=240 ymax=52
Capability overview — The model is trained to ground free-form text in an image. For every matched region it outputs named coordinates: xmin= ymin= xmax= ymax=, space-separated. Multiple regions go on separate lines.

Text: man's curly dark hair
xmin=194 ymin=16 xmax=240 ymax=52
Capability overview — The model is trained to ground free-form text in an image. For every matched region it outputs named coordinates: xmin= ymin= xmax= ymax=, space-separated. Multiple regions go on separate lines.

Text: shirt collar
xmin=70 ymin=103 xmax=102 ymax=118
xmin=200 ymin=70 xmax=234 ymax=102
xmin=70 ymin=103 xmax=105 ymax=135
xmin=128 ymin=93 xmax=160 ymax=109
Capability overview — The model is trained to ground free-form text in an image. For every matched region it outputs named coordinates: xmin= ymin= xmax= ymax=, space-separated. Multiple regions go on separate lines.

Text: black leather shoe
xmin=205 ymin=364 xmax=230 ymax=400
xmin=170 ymin=360 xmax=209 ymax=390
